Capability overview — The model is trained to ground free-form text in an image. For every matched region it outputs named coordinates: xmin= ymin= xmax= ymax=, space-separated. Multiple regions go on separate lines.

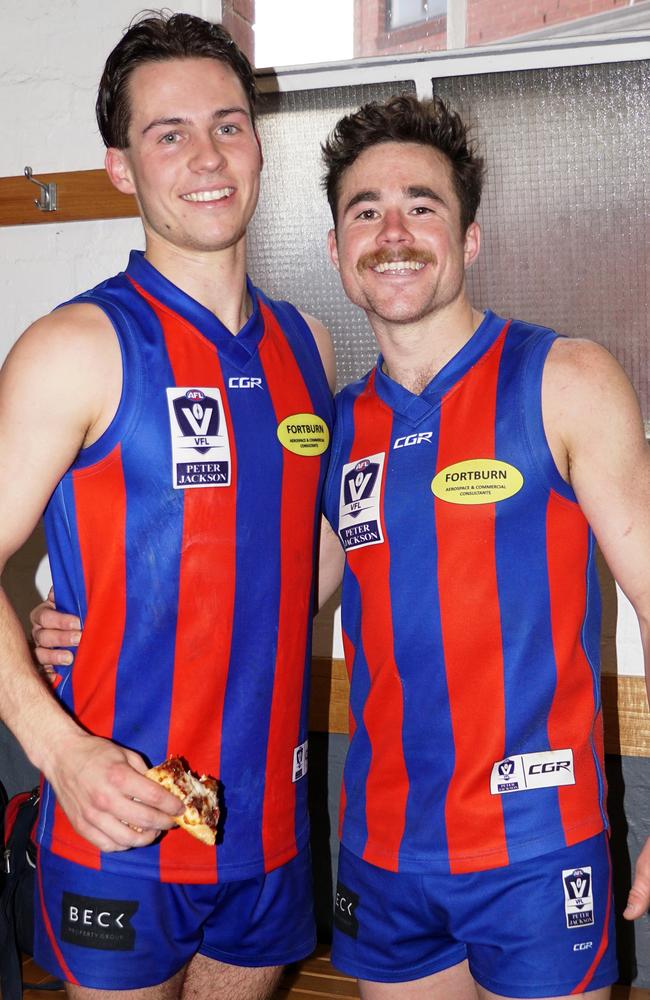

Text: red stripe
xmin=347 ymin=373 xmax=408 ymax=871
xmin=36 ymin=844 xmax=79 ymax=985
xmin=546 ymin=494 xmax=603 ymax=844
xmin=435 ymin=331 xmax=509 ymax=873
xmin=50 ymin=444 xmax=128 ymax=869
xmin=258 ymin=301 xmax=322 ymax=868
xmin=136 ymin=291 xmax=237 ymax=884
xmin=572 ymin=841 xmax=612 ymax=993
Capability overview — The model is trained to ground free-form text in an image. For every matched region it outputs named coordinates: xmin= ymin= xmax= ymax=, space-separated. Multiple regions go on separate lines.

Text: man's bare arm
xmin=302 ymin=312 xmax=337 ymax=393
xmin=543 ymin=337 xmax=650 ymax=920
xmin=0 ymin=306 xmax=181 ymax=850
xmin=317 ymin=516 xmax=345 ymax=610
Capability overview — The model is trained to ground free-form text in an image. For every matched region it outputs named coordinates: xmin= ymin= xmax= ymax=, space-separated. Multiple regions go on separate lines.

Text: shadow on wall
xmin=0 ymin=521 xmax=46 ymax=796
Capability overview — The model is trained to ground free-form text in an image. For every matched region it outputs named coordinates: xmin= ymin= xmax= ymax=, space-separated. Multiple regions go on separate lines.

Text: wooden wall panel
xmin=0 ymin=169 xmax=137 ymax=227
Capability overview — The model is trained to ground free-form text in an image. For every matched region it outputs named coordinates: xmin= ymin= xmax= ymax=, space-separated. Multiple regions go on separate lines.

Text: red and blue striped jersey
xmin=38 ymin=250 xmax=333 ymax=883
xmin=323 ymin=311 xmax=607 ymax=875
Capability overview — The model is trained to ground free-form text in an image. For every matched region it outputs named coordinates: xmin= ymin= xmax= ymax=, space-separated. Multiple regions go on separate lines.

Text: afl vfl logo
xmin=166 ymin=387 xmax=232 ymax=489
xmin=432 ymin=459 xmax=523 ymax=505
xmin=338 ymin=452 xmax=386 ymax=551
xmin=562 ymin=867 xmax=595 ymax=928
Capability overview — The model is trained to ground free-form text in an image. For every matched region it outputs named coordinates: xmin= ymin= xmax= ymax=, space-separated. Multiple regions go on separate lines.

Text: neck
xmin=373 ymin=296 xmax=484 ymax=394
xmin=143 ymin=231 xmax=251 ymax=334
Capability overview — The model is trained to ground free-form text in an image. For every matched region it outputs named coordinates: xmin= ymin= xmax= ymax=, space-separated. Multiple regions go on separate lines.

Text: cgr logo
xmin=529 ymin=760 xmax=572 ymax=775
xmin=228 ymin=377 xmax=263 ymax=389
xmin=573 ymin=942 xmax=593 ymax=951
xmin=394 ymin=432 xmax=433 ymax=449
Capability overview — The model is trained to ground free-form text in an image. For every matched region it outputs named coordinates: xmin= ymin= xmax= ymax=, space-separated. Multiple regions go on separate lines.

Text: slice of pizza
xmin=146 ymin=757 xmax=220 ymax=846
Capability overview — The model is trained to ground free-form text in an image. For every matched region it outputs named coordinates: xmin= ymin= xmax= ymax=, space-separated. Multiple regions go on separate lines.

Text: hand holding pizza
xmin=43 ymin=730 xmax=184 ymax=852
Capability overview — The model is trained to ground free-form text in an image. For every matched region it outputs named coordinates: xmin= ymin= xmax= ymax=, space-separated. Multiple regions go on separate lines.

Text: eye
xmin=356 ymin=208 xmax=378 ymax=221
xmin=159 ymin=132 xmax=180 ymax=145
xmin=411 ymin=205 xmax=433 ymax=216
xmin=217 ymin=123 xmax=240 ymax=136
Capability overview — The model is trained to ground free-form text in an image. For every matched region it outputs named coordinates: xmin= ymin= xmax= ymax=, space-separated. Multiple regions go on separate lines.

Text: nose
xmin=377 ymin=207 xmax=413 ymax=246
xmin=188 ymin=131 xmax=226 ymax=174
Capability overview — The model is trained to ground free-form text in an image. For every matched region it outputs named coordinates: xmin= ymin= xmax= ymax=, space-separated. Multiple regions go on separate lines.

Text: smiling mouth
xmin=181 ymin=187 xmax=235 ymax=203
xmin=372 ymin=260 xmax=426 ymax=273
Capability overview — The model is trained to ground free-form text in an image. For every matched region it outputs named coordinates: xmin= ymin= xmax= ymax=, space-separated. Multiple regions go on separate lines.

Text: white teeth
xmin=181 ymin=187 xmax=234 ymax=203
xmin=372 ymin=260 xmax=425 ymax=273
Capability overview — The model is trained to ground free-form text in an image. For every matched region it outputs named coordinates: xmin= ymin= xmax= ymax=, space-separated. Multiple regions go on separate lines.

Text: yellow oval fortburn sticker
xmin=431 ymin=459 xmax=524 ymax=505
xmin=277 ymin=413 xmax=330 ymax=456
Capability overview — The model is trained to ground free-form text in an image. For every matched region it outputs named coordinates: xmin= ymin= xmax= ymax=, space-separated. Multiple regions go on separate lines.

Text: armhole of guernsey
xmin=261 ymin=296 xmax=330 ymax=389
xmin=67 ymin=294 xmax=144 ymax=472
xmin=519 ymin=328 xmax=577 ymax=503
xmin=323 ymin=389 xmax=350 ymax=530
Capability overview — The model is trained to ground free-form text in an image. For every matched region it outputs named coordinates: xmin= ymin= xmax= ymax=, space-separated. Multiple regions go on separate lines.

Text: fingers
xmin=33 ymin=606 xmax=82 ymax=632
xmin=623 ymin=837 xmax=650 ymax=920
xmin=31 ymin=606 xmax=82 ymax=668
xmin=49 ymin=736 xmax=183 ymax=854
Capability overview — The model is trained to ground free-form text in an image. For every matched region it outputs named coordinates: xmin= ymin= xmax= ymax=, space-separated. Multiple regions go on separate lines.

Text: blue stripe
xmin=494 ymin=325 xmax=564 ymax=849
xmin=383 ymin=412 xmax=454 ymax=872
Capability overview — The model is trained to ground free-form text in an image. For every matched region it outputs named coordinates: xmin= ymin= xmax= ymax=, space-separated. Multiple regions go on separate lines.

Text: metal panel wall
xmin=249 ymin=81 xmax=415 ymax=388
xmin=437 ymin=60 xmax=649 ymax=421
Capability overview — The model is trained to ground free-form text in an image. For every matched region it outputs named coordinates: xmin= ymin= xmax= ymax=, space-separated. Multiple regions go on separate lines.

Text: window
xmin=387 ymin=0 xmax=447 ymax=30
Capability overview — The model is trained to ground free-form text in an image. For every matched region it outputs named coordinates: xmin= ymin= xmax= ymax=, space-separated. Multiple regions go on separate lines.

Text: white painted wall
xmin=0 ymin=1 xmax=216 ymax=352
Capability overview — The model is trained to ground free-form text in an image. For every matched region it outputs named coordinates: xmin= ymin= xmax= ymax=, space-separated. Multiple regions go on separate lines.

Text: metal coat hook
xmin=24 ymin=166 xmax=57 ymax=212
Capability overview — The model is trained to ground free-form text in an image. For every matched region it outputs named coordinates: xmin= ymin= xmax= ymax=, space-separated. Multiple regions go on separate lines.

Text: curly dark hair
xmin=96 ymin=10 xmax=257 ymax=149
xmin=322 ymin=94 xmax=485 ymax=232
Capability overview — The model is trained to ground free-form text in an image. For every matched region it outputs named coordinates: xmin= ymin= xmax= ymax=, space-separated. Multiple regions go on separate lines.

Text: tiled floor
xmin=19 ymin=951 xmax=650 ymax=999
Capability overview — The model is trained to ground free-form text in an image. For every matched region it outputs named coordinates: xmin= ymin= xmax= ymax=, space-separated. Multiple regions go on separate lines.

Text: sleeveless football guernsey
xmin=323 ymin=311 xmax=607 ymax=875
xmin=38 ymin=250 xmax=333 ymax=883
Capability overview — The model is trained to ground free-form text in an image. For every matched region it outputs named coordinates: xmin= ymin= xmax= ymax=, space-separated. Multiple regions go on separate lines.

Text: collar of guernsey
xmin=373 ymin=310 xmax=507 ymax=422
xmin=125 ymin=249 xmax=264 ymax=364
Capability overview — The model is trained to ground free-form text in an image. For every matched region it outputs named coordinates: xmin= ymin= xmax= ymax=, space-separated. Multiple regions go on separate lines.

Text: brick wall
xmin=467 ymin=0 xmax=629 ymax=45
xmin=355 ymin=0 xmax=626 ymax=55
xmin=222 ymin=0 xmax=255 ymax=61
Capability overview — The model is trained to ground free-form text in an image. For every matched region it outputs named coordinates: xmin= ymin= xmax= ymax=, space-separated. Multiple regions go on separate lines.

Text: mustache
xmin=356 ymin=248 xmax=436 ymax=273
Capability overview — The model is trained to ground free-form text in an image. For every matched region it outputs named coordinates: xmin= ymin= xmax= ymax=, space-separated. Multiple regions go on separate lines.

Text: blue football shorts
xmin=34 ymin=843 xmax=316 ymax=990
xmin=332 ymin=833 xmax=617 ymax=997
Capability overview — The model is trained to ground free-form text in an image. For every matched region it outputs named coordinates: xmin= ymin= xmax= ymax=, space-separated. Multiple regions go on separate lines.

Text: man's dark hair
xmin=96 ymin=10 xmax=257 ymax=148
xmin=322 ymin=94 xmax=485 ymax=232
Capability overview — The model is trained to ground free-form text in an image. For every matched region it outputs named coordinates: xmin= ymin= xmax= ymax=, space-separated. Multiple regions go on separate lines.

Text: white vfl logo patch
xmin=167 ymin=387 xmax=231 ymax=489
xmin=490 ymin=749 xmax=575 ymax=795
xmin=338 ymin=452 xmax=385 ymax=551
xmin=292 ymin=740 xmax=308 ymax=782
xmin=563 ymin=867 xmax=595 ymax=928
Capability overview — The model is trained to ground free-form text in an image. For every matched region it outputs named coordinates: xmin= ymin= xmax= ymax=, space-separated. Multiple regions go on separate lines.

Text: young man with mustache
xmin=316 ymin=94 xmax=650 ymax=999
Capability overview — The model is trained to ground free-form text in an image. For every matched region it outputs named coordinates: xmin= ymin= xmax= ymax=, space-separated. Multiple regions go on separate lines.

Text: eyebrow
xmin=141 ymin=106 xmax=250 ymax=136
xmin=342 ymin=185 xmax=448 ymax=216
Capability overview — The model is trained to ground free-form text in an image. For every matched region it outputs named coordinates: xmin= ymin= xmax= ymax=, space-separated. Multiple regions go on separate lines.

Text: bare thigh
xmin=359 ymin=959 xmax=479 ymax=1000
xmin=65 ymin=966 xmax=185 ymax=1000
xmin=182 ymin=952 xmax=283 ymax=1000
xmin=477 ymin=988 xmax=610 ymax=1000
